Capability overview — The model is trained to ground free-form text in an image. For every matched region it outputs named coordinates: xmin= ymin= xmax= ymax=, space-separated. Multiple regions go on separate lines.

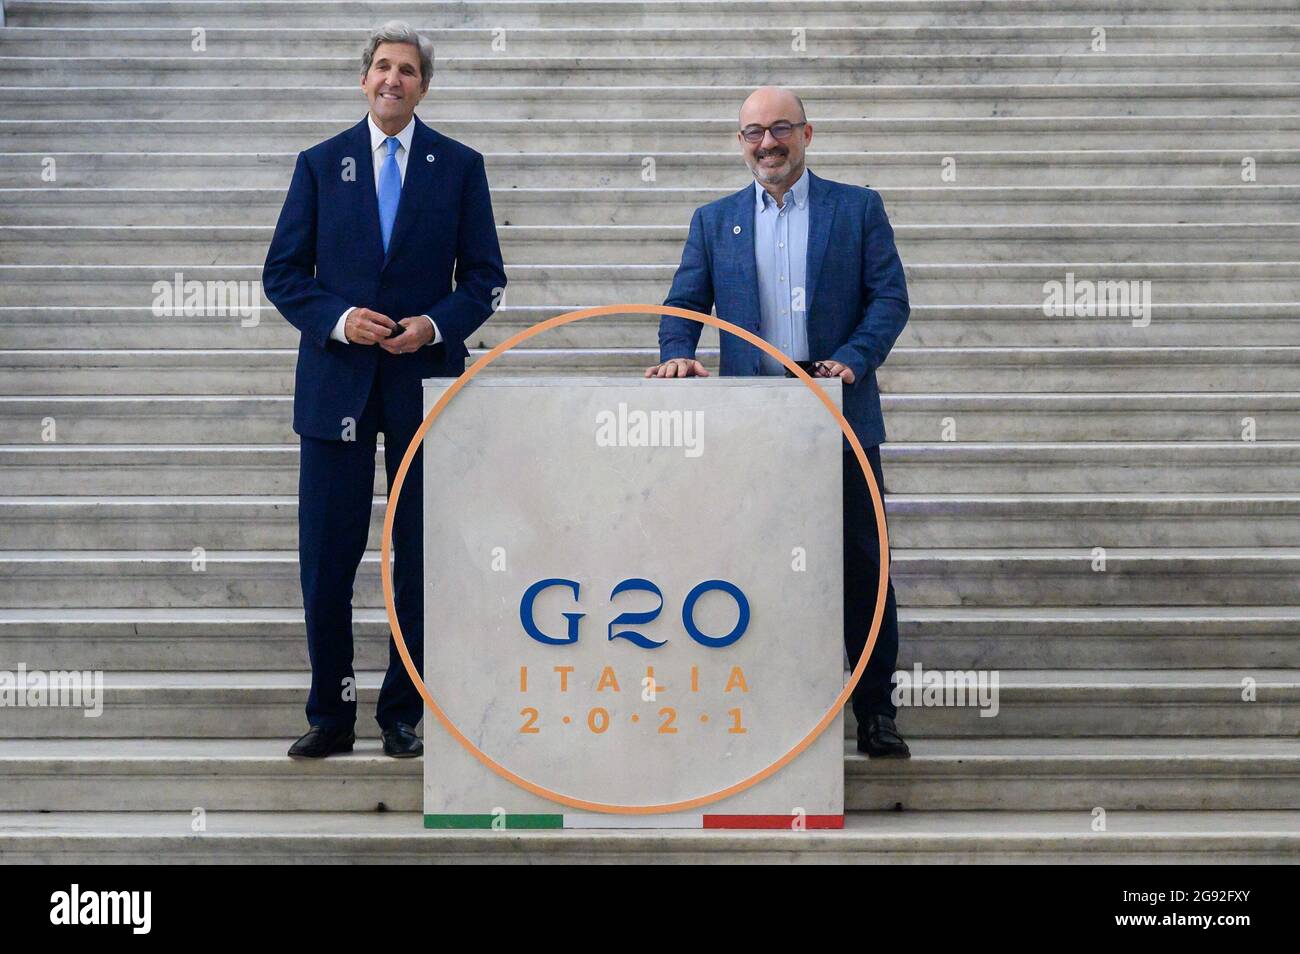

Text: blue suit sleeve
xmin=422 ymin=152 xmax=507 ymax=349
xmin=262 ymin=152 xmax=353 ymax=350
xmin=830 ymin=190 xmax=910 ymax=380
xmin=658 ymin=206 xmax=714 ymax=362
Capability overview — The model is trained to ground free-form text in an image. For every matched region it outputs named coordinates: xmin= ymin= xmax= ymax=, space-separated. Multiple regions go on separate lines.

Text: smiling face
xmin=361 ymin=41 xmax=427 ymax=134
xmin=738 ymin=87 xmax=813 ymax=194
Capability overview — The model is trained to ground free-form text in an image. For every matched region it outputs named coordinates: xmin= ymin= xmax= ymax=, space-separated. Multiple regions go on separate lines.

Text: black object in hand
xmin=785 ymin=360 xmax=826 ymax=378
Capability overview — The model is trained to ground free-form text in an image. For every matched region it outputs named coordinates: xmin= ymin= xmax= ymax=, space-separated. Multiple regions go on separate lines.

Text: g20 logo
xmin=519 ymin=578 xmax=750 ymax=649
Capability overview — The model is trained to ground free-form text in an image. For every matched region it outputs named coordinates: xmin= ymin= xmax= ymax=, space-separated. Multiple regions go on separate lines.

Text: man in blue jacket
xmin=646 ymin=86 xmax=911 ymax=757
xmin=263 ymin=22 xmax=506 ymax=759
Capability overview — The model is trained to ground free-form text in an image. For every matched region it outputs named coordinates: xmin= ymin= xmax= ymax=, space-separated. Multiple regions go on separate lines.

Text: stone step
xmin=886 ymin=493 xmax=1300 ymax=546
xmin=5 ymin=806 xmax=1299 ymax=863
xmin=8 ymin=184 xmax=1298 ymax=227
xmin=9 ymin=222 xmax=1296 ymax=267
xmin=0 ymin=667 xmax=1293 ymax=739
xmin=1 ymin=546 xmax=1296 ymax=609
xmin=4 ymin=492 xmax=1297 ymax=550
xmin=3 ymin=84 xmax=1296 ymax=121
xmin=0 ymin=607 xmax=398 ymax=672
xmin=3 ymin=302 xmax=1296 ymax=350
xmin=1 ymin=736 xmax=1296 ymax=813
xmin=4 ymin=264 xmax=1294 ymax=310
xmin=4 ymin=605 xmax=1295 ymax=672
xmin=9 ymin=222 xmax=1298 ymax=266
xmin=4 ymin=392 xmax=1295 ymax=443
xmin=6 ymin=24 xmax=1299 ymax=57
xmin=893 ymin=547 xmax=1300 ymax=608
xmin=476 ymin=304 xmax=1300 ymax=349
xmin=10 ymin=53 xmax=1300 ymax=87
xmin=3 ymin=347 xmax=1298 ymax=394
xmin=4 ymin=149 xmax=1294 ymax=188
xmin=6 ymin=115 xmax=1296 ymax=153
xmin=10 ymin=0 xmax=1297 ymax=28
xmin=468 ymin=349 xmax=1300 ymax=395
xmin=859 ymin=736 xmax=1300 ymax=811
xmin=3 ymin=441 xmax=1293 ymax=494
xmin=900 ymin=606 xmax=1300 ymax=671
xmin=466 ymin=356 xmax=1300 ymax=406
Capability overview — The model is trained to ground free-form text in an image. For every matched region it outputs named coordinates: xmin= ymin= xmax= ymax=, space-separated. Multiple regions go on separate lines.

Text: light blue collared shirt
xmin=753 ymin=167 xmax=811 ymax=375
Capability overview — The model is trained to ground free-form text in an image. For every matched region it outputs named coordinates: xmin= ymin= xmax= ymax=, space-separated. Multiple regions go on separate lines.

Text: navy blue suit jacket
xmin=658 ymin=169 xmax=909 ymax=446
xmin=263 ymin=115 xmax=507 ymax=440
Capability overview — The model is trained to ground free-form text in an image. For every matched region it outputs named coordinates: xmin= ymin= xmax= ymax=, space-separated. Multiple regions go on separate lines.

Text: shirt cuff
xmin=331 ymin=308 xmax=353 ymax=344
xmin=421 ymin=315 xmax=441 ymax=345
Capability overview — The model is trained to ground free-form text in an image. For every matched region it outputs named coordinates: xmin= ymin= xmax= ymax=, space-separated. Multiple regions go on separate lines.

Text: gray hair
xmin=361 ymin=21 xmax=434 ymax=90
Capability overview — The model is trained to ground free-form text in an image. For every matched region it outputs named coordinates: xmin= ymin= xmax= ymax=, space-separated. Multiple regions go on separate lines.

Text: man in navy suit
xmin=646 ymin=87 xmax=911 ymax=757
xmin=263 ymin=22 xmax=506 ymax=759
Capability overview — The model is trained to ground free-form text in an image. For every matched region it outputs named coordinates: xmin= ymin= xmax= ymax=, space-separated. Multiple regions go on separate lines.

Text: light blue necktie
xmin=377 ymin=136 xmax=401 ymax=253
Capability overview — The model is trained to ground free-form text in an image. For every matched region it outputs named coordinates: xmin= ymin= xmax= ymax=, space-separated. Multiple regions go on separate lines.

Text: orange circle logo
xmin=381 ymin=304 xmax=890 ymax=814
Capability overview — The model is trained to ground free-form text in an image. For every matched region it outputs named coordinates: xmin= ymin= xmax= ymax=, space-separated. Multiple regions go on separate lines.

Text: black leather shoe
xmin=857 ymin=715 xmax=911 ymax=759
xmin=381 ymin=722 xmax=423 ymax=758
xmin=288 ymin=725 xmax=355 ymax=759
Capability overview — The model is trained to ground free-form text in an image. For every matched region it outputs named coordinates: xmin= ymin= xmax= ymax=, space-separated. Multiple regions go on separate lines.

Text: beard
xmin=750 ymin=147 xmax=793 ymax=183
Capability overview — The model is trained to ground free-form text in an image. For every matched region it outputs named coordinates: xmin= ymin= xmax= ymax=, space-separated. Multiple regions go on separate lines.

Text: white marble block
xmin=421 ymin=376 xmax=845 ymax=829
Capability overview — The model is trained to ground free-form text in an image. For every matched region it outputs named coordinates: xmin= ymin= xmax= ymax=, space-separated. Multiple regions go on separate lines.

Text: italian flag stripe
xmin=424 ymin=814 xmax=563 ymax=829
xmin=705 ymin=814 xmax=844 ymax=829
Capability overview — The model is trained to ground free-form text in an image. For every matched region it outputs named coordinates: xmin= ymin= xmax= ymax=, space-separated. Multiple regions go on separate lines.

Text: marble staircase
xmin=0 ymin=0 xmax=1297 ymax=862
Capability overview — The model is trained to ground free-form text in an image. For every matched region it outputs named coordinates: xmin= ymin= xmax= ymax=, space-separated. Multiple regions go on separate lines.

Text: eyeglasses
xmin=739 ymin=121 xmax=806 ymax=143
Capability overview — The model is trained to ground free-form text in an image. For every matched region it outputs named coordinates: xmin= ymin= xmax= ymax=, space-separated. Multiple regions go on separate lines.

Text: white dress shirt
xmin=330 ymin=114 xmax=441 ymax=346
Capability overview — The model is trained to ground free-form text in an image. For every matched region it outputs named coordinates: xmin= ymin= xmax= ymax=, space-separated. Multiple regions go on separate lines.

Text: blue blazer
xmin=263 ymin=115 xmax=507 ymax=440
xmin=658 ymin=169 xmax=909 ymax=446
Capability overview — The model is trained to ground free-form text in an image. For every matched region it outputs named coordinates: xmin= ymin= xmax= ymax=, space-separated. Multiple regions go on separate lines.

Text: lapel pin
xmin=733 ymin=225 xmax=742 ymax=234
xmin=426 ymin=154 xmax=435 ymax=162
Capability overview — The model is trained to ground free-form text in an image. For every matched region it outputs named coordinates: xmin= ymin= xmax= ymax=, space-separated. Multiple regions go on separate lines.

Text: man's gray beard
xmin=751 ymin=160 xmax=789 ymax=184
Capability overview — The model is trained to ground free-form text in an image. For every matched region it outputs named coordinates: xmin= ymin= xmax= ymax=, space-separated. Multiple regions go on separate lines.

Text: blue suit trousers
xmin=298 ymin=377 xmax=426 ymax=732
